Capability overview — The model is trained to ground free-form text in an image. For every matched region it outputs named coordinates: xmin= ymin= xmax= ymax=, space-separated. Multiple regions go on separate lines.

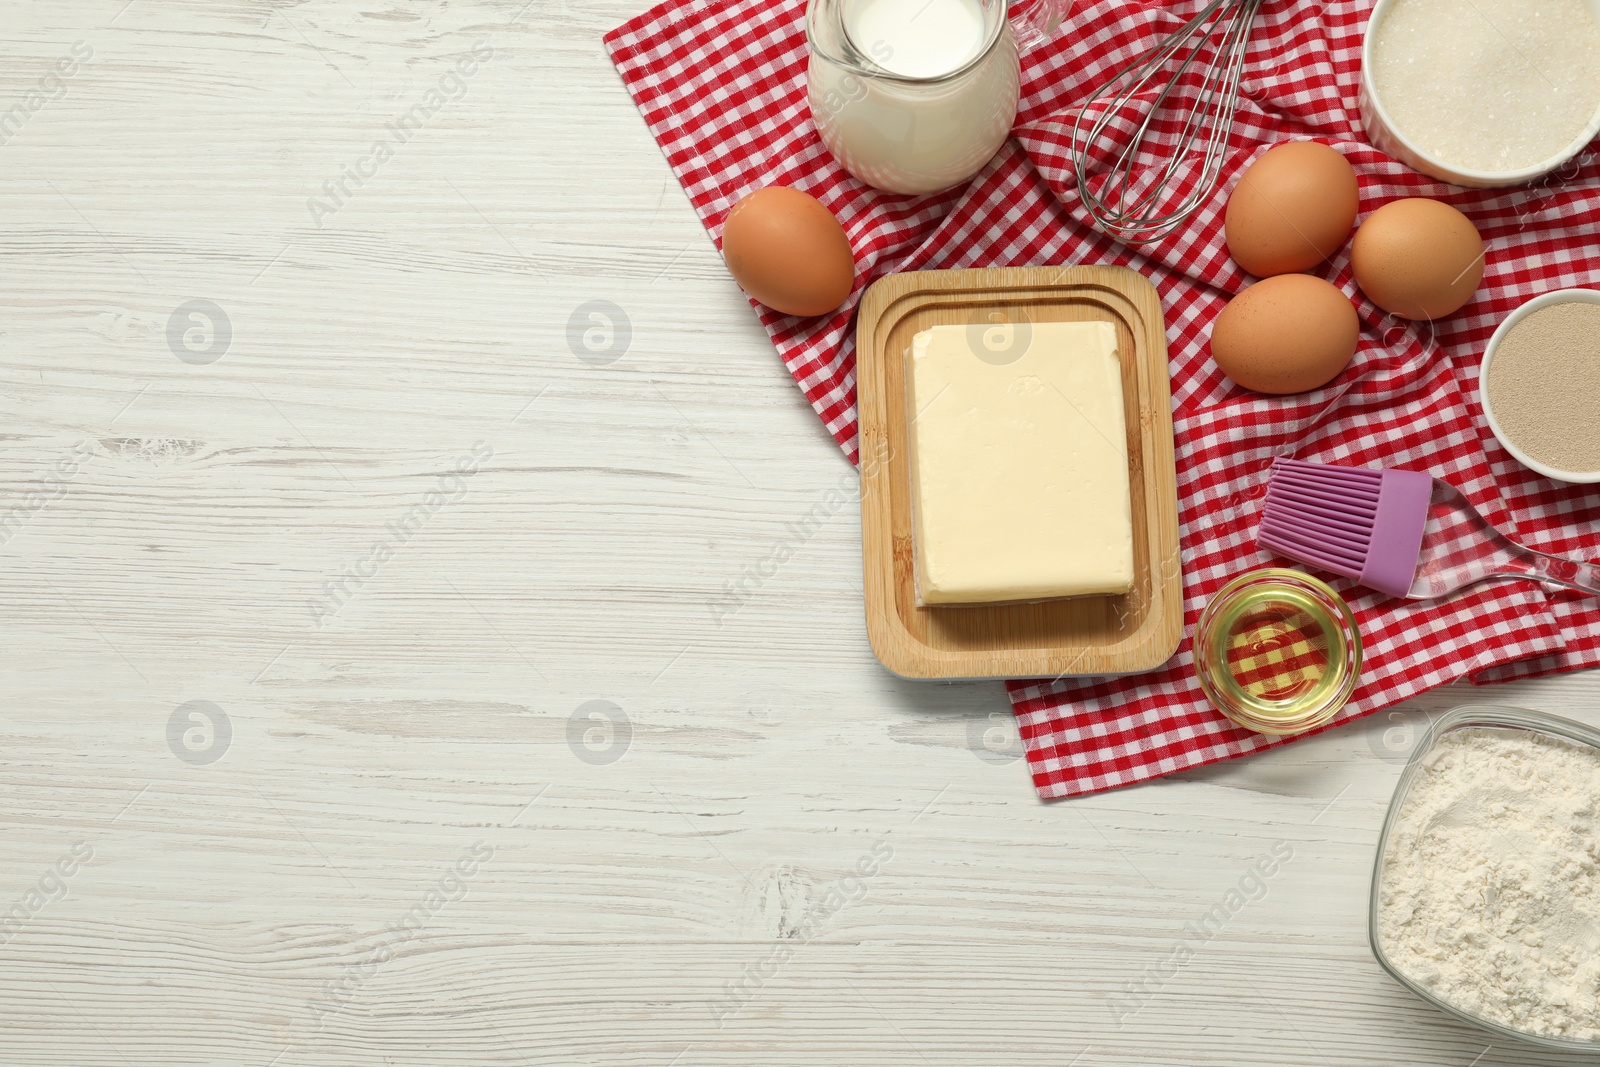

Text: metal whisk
xmin=1070 ymin=0 xmax=1264 ymax=244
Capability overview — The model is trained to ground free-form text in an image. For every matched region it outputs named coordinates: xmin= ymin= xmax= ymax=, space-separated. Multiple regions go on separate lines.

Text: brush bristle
xmin=1257 ymin=458 xmax=1383 ymax=582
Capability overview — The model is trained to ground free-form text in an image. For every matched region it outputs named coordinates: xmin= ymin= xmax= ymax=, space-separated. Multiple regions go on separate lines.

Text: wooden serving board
xmin=856 ymin=265 xmax=1183 ymax=680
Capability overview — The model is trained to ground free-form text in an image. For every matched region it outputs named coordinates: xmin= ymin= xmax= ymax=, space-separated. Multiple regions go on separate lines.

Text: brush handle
xmin=1502 ymin=543 xmax=1600 ymax=598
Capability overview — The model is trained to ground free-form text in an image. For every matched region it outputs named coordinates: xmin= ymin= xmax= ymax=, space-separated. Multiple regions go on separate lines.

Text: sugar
xmin=1486 ymin=300 xmax=1600 ymax=474
xmin=1371 ymin=0 xmax=1600 ymax=173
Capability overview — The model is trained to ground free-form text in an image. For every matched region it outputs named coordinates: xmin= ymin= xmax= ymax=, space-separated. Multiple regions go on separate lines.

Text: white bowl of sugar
xmin=1360 ymin=0 xmax=1600 ymax=187
xmin=1480 ymin=288 xmax=1600 ymax=484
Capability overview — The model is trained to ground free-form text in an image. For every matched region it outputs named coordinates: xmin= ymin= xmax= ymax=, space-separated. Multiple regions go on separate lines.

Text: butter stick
xmin=906 ymin=321 xmax=1134 ymax=605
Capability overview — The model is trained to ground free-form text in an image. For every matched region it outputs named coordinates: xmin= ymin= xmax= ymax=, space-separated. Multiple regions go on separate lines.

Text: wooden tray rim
xmin=856 ymin=264 xmax=1183 ymax=680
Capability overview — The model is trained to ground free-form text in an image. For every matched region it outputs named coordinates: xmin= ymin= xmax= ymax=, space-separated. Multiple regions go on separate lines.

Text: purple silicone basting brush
xmin=1257 ymin=458 xmax=1600 ymax=600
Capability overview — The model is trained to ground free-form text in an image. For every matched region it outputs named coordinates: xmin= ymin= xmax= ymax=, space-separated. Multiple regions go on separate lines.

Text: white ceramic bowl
xmin=1359 ymin=0 xmax=1600 ymax=188
xmin=1479 ymin=288 xmax=1600 ymax=484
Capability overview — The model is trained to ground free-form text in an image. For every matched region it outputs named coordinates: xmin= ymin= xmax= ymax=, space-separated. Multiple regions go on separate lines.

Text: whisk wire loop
xmin=1071 ymin=0 xmax=1264 ymax=243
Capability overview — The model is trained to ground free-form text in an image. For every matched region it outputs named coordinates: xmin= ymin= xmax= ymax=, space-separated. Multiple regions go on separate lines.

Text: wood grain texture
xmin=3 ymin=2 xmax=1600 ymax=1065
xmin=856 ymin=266 xmax=1181 ymax=679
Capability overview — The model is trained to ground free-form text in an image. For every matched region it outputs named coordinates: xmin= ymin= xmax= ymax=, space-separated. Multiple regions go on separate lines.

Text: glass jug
xmin=806 ymin=0 xmax=1070 ymax=195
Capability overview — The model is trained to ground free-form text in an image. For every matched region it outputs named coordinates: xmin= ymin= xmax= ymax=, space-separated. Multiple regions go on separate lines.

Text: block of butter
xmin=906 ymin=320 xmax=1133 ymax=605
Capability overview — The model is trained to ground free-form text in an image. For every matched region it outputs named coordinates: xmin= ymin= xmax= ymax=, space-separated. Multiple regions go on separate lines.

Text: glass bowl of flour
xmin=1371 ymin=705 xmax=1600 ymax=1050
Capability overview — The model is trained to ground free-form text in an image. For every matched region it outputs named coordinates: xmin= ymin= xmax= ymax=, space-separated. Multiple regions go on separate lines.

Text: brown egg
xmin=1352 ymin=198 xmax=1485 ymax=320
xmin=721 ymin=186 xmax=855 ymax=318
xmin=1225 ymin=141 xmax=1360 ymax=277
xmin=1210 ymin=275 xmax=1360 ymax=395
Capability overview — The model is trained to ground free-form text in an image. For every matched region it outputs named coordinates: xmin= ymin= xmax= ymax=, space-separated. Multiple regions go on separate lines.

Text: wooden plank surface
xmin=3 ymin=2 xmax=1599 ymax=1064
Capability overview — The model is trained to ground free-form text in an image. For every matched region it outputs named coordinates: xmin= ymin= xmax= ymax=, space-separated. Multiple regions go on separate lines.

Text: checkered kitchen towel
xmin=606 ymin=0 xmax=1600 ymax=799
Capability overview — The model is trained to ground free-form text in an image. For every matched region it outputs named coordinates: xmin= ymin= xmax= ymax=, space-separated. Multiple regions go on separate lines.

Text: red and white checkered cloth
xmin=606 ymin=0 xmax=1600 ymax=799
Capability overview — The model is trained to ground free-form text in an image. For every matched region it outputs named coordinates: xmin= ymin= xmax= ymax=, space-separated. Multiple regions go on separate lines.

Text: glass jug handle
xmin=1009 ymin=0 xmax=1071 ymax=50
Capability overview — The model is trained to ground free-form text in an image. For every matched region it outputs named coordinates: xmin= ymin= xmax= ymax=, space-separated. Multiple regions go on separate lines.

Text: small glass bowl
xmin=1194 ymin=568 xmax=1361 ymax=735
xmin=1369 ymin=705 xmax=1600 ymax=1053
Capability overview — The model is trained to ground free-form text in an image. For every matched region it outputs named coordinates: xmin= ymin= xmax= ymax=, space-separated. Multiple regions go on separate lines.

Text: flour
xmin=1378 ymin=727 xmax=1600 ymax=1040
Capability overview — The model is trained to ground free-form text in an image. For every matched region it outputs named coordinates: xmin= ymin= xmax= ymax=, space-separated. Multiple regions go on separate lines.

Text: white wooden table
xmin=4 ymin=2 xmax=1598 ymax=1064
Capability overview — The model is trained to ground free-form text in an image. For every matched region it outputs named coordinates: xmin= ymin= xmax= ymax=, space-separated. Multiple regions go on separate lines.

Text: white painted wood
xmin=1 ymin=2 xmax=1596 ymax=1063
